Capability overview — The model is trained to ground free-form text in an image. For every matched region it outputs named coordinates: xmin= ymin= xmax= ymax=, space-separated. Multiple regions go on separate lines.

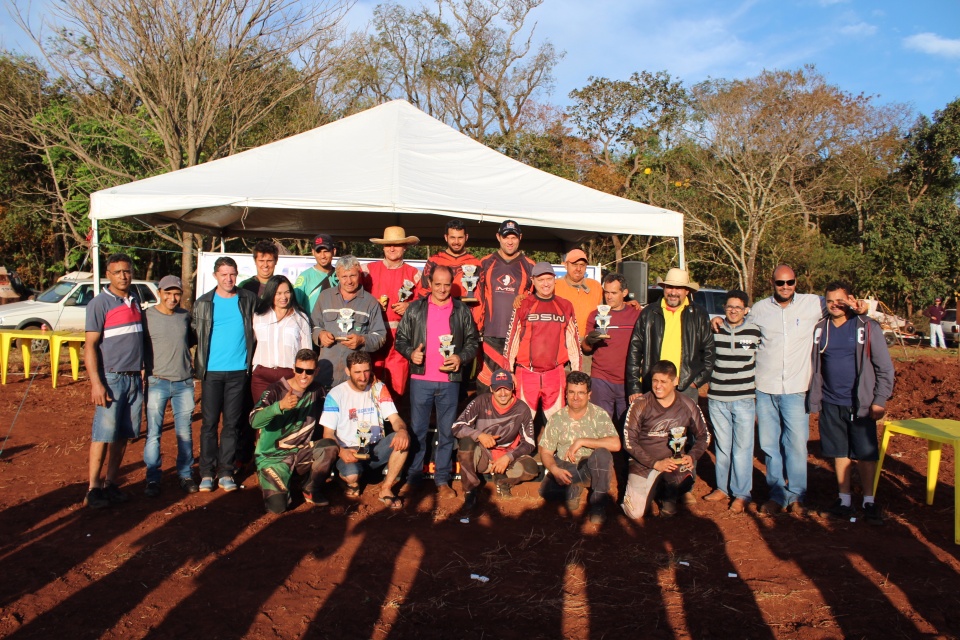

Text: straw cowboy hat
xmin=370 ymin=226 xmax=419 ymax=246
xmin=659 ymin=267 xmax=699 ymax=291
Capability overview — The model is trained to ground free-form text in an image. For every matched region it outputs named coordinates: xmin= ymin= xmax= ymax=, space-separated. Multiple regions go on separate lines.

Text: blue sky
xmin=347 ymin=0 xmax=960 ymax=121
xmin=3 ymin=0 xmax=958 ymax=120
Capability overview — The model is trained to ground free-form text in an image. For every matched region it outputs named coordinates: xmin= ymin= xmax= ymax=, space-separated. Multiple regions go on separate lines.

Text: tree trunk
xmin=180 ymin=232 xmax=194 ymax=309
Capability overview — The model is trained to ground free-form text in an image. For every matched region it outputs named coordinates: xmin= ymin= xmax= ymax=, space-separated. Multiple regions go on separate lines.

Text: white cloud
xmin=903 ymin=33 xmax=960 ymax=58
xmin=839 ymin=22 xmax=877 ymax=37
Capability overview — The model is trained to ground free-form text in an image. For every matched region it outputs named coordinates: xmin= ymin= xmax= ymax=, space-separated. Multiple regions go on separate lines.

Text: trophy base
xmin=354 ymin=449 xmax=371 ymax=460
xmin=439 ymin=365 xmax=456 ymax=372
xmin=597 ymin=333 xmax=610 ymax=339
xmin=461 ymin=296 xmax=478 ymax=303
xmin=335 ymin=336 xmax=350 ymax=342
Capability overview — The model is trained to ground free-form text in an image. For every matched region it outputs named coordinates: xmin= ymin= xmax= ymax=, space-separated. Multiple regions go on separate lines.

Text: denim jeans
xmin=708 ymin=397 xmax=756 ymax=501
xmin=930 ymin=324 xmax=946 ymax=348
xmin=755 ymin=391 xmax=809 ymax=506
xmin=199 ymin=370 xmax=247 ymax=479
xmin=407 ymin=379 xmax=459 ymax=487
xmin=91 ymin=372 xmax=143 ymax=442
xmin=144 ymin=377 xmax=196 ymax=483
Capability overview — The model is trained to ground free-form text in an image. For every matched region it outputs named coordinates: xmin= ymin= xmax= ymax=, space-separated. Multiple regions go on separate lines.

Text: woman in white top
xmin=251 ymin=275 xmax=313 ymax=403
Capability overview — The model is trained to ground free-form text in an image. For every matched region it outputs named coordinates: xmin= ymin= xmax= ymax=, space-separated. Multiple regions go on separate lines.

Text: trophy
xmin=355 ymin=419 xmax=372 ymax=460
xmin=398 ymin=279 xmax=415 ymax=302
xmin=668 ymin=426 xmax=690 ymax=471
xmin=595 ymin=304 xmax=612 ymax=338
xmin=460 ymin=264 xmax=479 ymax=302
xmin=336 ymin=308 xmax=355 ymax=341
xmin=438 ymin=334 xmax=456 ymax=371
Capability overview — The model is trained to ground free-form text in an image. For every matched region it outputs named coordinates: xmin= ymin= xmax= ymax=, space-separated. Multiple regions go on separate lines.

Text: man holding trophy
xmin=395 ymin=265 xmax=480 ymax=498
xmin=312 ymin=256 xmax=387 ymax=391
xmin=622 ymin=360 xmax=711 ymax=519
xmin=363 ymin=226 xmax=423 ymax=398
xmin=318 ymin=351 xmax=410 ymax=509
xmin=417 ymin=219 xmax=483 ymax=301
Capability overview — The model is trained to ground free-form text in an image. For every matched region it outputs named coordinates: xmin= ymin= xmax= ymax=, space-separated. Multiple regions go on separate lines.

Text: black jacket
xmin=625 ymin=301 xmax=715 ymax=395
xmin=395 ymin=297 xmax=479 ymax=382
xmin=191 ymin=287 xmax=257 ymax=380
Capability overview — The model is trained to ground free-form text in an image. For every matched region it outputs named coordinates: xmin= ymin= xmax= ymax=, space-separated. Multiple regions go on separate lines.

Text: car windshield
xmin=35 ymin=282 xmax=77 ymax=304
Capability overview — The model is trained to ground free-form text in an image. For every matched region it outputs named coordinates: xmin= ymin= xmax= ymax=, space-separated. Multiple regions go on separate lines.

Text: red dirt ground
xmin=1 ymin=351 xmax=959 ymax=639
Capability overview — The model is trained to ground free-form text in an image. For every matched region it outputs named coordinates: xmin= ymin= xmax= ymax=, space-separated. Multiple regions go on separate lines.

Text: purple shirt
xmin=412 ymin=297 xmax=454 ymax=383
xmin=587 ymin=305 xmax=640 ymax=384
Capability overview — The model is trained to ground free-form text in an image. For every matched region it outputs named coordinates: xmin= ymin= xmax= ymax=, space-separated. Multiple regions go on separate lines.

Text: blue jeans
xmin=408 ymin=379 xmax=459 ymax=486
xmin=144 ymin=377 xmax=196 ymax=483
xmin=708 ymin=397 xmax=756 ymax=501
xmin=756 ymin=391 xmax=809 ymax=506
xmin=91 ymin=372 xmax=143 ymax=442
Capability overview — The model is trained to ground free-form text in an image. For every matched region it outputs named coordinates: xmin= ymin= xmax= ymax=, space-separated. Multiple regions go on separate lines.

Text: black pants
xmin=539 ymin=449 xmax=614 ymax=506
xmin=199 ymin=370 xmax=247 ymax=479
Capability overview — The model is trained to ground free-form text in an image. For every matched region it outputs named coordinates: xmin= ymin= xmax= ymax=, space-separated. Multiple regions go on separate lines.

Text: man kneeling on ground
xmin=452 ymin=368 xmax=539 ymax=515
xmin=318 ymin=351 xmax=410 ymax=509
xmin=623 ymin=360 xmax=710 ymax=518
xmin=250 ymin=349 xmax=339 ymax=513
xmin=538 ymin=371 xmax=621 ymax=524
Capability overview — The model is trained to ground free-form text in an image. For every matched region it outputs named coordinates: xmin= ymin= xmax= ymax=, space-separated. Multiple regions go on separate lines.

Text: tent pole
xmin=92 ymin=217 xmax=101 ymax=292
xmin=678 ymin=233 xmax=686 ymax=270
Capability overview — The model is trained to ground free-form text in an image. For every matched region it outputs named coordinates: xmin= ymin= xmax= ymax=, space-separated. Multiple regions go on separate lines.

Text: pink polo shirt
xmin=412 ymin=297 xmax=454 ymax=383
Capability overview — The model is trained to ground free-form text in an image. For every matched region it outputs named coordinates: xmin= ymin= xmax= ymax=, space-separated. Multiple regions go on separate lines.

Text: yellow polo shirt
xmin=659 ymin=297 xmax=688 ymax=373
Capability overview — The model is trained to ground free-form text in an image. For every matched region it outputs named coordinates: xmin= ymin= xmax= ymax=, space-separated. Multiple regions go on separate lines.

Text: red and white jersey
xmin=504 ymin=294 xmax=581 ymax=373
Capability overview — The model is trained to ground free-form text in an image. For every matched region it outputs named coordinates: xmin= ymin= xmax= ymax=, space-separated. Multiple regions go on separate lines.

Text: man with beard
xmin=417 ymin=219 xmax=482 ymax=300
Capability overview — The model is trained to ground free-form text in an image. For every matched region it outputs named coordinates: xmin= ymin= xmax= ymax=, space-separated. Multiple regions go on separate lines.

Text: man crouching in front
xmin=622 ymin=360 xmax=710 ymax=519
xmin=250 ymin=349 xmax=339 ymax=513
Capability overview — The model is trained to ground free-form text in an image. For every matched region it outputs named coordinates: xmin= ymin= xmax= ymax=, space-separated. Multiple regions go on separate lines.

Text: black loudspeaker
xmin=619 ymin=261 xmax=649 ymax=304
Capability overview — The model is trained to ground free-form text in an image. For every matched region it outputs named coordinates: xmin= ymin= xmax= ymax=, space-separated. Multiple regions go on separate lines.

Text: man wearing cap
xmin=239 ymin=239 xmax=279 ymax=299
xmin=554 ymin=249 xmax=602 ymax=336
xmin=142 ymin=275 xmax=198 ymax=497
xmin=539 ymin=371 xmax=621 ymax=524
xmin=395 ymin=265 xmax=479 ymax=498
xmin=362 ymin=226 xmax=422 ymax=399
xmin=416 ymin=219 xmax=482 ymax=300
xmin=294 ymin=234 xmax=339 ymax=314
xmin=192 ymin=256 xmax=257 ymax=493
xmin=504 ymin=261 xmax=581 ymax=421
xmin=474 ymin=220 xmax=536 ymax=393
xmin=312 ymin=255 xmax=388 ymax=390
xmin=453 ymin=368 xmax=539 ymax=513
xmin=83 ymin=253 xmax=144 ymax=508
xmin=923 ymin=297 xmax=947 ymax=349
xmin=626 ymin=267 xmax=715 ymax=403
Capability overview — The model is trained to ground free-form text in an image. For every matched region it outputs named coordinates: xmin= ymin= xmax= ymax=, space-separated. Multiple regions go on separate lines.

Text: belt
xmin=112 ymin=371 xmax=141 ymax=376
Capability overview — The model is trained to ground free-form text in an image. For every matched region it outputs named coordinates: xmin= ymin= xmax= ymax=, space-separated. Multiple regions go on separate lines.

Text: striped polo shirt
xmin=708 ymin=320 xmax=761 ymax=401
xmin=85 ymin=287 xmax=144 ymax=373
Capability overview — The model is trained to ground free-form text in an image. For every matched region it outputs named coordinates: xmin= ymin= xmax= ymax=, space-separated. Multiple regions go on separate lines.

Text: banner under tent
xmin=88 ymin=99 xmax=685 ymax=289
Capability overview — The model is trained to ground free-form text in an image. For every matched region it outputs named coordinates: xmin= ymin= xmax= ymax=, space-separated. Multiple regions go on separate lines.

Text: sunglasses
xmin=774 ymin=279 xmax=796 ymax=287
xmin=294 ymin=366 xmax=316 ymax=375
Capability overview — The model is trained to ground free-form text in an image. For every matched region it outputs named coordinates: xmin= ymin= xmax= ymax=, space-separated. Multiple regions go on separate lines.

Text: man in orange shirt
xmin=554 ymin=249 xmax=601 ymax=336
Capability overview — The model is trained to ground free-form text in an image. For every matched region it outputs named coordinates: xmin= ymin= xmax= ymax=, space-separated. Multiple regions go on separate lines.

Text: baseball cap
xmin=498 ymin=220 xmax=521 ymax=237
xmin=158 ymin=275 xmax=183 ymax=291
xmin=490 ymin=368 xmax=514 ymax=391
xmin=531 ymin=261 xmax=555 ymax=277
xmin=565 ymin=249 xmax=588 ymax=264
xmin=313 ymin=234 xmax=334 ymax=250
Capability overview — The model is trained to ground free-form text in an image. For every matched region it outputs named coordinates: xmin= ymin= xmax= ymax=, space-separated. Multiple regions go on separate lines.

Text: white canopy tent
xmin=89 ymin=99 xmax=685 ymax=284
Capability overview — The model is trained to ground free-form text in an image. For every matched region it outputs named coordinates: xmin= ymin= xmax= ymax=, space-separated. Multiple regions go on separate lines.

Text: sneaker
xmin=702 ymin=489 xmax=728 ymax=502
xmin=144 ymin=481 xmax=161 ymax=498
xmin=437 ymin=484 xmax=458 ymax=499
xmin=759 ymin=499 xmax=783 ymax=515
xmin=820 ymin=499 xmax=853 ymax=519
xmin=199 ymin=477 xmax=216 ymax=492
xmin=495 ymin=480 xmax=513 ymax=499
xmin=863 ymin=501 xmax=885 ymax=525
xmin=218 ymin=476 xmax=238 ymax=492
xmin=179 ymin=477 xmax=199 ymax=494
xmin=660 ymin=499 xmax=678 ymax=516
xmin=83 ymin=487 xmax=109 ymax=509
xmin=303 ymin=488 xmax=330 ymax=507
xmin=103 ymin=482 xmax=130 ymax=504
xmin=729 ymin=498 xmax=748 ymax=514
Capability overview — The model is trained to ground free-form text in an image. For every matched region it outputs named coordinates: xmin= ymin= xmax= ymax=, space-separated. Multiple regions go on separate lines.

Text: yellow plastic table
xmin=873 ymin=418 xmax=960 ymax=544
xmin=0 ymin=329 xmax=85 ymax=388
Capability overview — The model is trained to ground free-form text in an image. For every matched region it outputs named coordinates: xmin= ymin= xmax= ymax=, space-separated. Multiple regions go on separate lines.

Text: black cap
xmin=498 ymin=220 xmax=521 ymax=237
xmin=313 ymin=234 xmax=334 ymax=250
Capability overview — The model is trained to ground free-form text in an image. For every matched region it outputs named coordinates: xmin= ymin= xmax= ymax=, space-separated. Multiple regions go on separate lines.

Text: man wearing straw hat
xmin=626 ymin=267 xmax=715 ymax=403
xmin=363 ymin=226 xmax=422 ymax=399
